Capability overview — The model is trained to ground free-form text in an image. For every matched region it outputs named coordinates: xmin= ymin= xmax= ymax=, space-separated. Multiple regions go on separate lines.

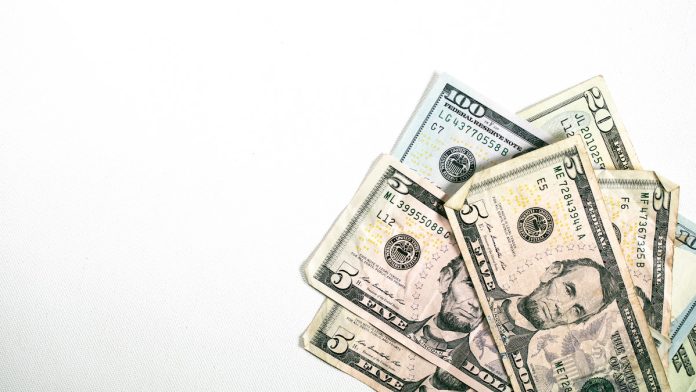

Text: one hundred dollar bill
xmin=391 ymin=73 xmax=555 ymax=195
xmin=518 ymin=76 xmax=642 ymax=170
xmin=445 ymin=137 xmax=669 ymax=391
xmin=303 ymin=299 xmax=477 ymax=392
xmin=304 ymin=155 xmax=511 ymax=391
xmin=672 ymin=216 xmax=696 ymax=323
xmin=596 ymin=170 xmax=680 ymax=336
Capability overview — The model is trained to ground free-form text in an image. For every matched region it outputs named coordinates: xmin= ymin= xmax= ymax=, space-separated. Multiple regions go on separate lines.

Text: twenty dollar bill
xmin=445 ymin=137 xmax=668 ymax=391
xmin=519 ymin=76 xmax=641 ymax=170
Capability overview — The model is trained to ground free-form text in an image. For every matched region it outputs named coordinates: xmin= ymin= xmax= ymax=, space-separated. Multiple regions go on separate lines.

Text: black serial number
xmin=395 ymin=200 xmax=450 ymax=238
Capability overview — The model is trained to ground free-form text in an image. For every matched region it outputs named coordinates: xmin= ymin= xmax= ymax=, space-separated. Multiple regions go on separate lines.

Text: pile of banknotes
xmin=301 ymin=73 xmax=696 ymax=392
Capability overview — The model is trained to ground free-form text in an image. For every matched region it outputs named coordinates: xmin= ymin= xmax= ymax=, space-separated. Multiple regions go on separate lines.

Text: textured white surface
xmin=0 ymin=1 xmax=694 ymax=391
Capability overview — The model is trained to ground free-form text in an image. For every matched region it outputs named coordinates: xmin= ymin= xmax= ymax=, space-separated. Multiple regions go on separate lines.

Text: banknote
xmin=669 ymin=260 xmax=696 ymax=362
xmin=668 ymin=317 xmax=696 ymax=391
xmin=391 ymin=73 xmax=555 ymax=195
xmin=518 ymin=75 xmax=642 ymax=170
xmin=445 ymin=137 xmax=669 ymax=391
xmin=304 ymin=155 xmax=511 ymax=391
xmin=670 ymin=217 xmax=696 ymax=389
xmin=596 ymin=170 xmax=680 ymax=336
xmin=303 ymin=299 xmax=477 ymax=392
xmin=672 ymin=216 xmax=696 ymax=322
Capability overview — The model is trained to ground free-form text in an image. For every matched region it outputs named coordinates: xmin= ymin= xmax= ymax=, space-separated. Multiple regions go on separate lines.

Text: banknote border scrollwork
xmin=399 ymin=83 xmax=548 ymax=164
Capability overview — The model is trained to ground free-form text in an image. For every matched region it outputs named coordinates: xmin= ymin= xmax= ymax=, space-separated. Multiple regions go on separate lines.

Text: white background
xmin=1 ymin=1 xmax=695 ymax=391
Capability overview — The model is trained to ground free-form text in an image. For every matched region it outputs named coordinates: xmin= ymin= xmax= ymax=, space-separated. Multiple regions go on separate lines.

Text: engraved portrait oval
xmin=517 ymin=207 xmax=554 ymax=243
xmin=438 ymin=146 xmax=476 ymax=183
xmin=383 ymin=234 xmax=421 ymax=270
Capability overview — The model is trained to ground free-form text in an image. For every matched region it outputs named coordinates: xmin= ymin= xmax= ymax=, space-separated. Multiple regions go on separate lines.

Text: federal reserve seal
xmin=439 ymin=147 xmax=476 ymax=183
xmin=517 ymin=207 xmax=554 ymax=243
xmin=384 ymin=234 xmax=421 ymax=270
xmin=580 ymin=377 xmax=614 ymax=392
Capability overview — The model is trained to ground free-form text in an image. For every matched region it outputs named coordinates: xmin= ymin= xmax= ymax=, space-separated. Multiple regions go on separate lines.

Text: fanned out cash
xmin=305 ymin=75 xmax=568 ymax=391
xmin=445 ymin=137 xmax=668 ymax=391
xmin=304 ymin=155 xmax=511 ymax=391
xmin=299 ymin=72 xmax=695 ymax=392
